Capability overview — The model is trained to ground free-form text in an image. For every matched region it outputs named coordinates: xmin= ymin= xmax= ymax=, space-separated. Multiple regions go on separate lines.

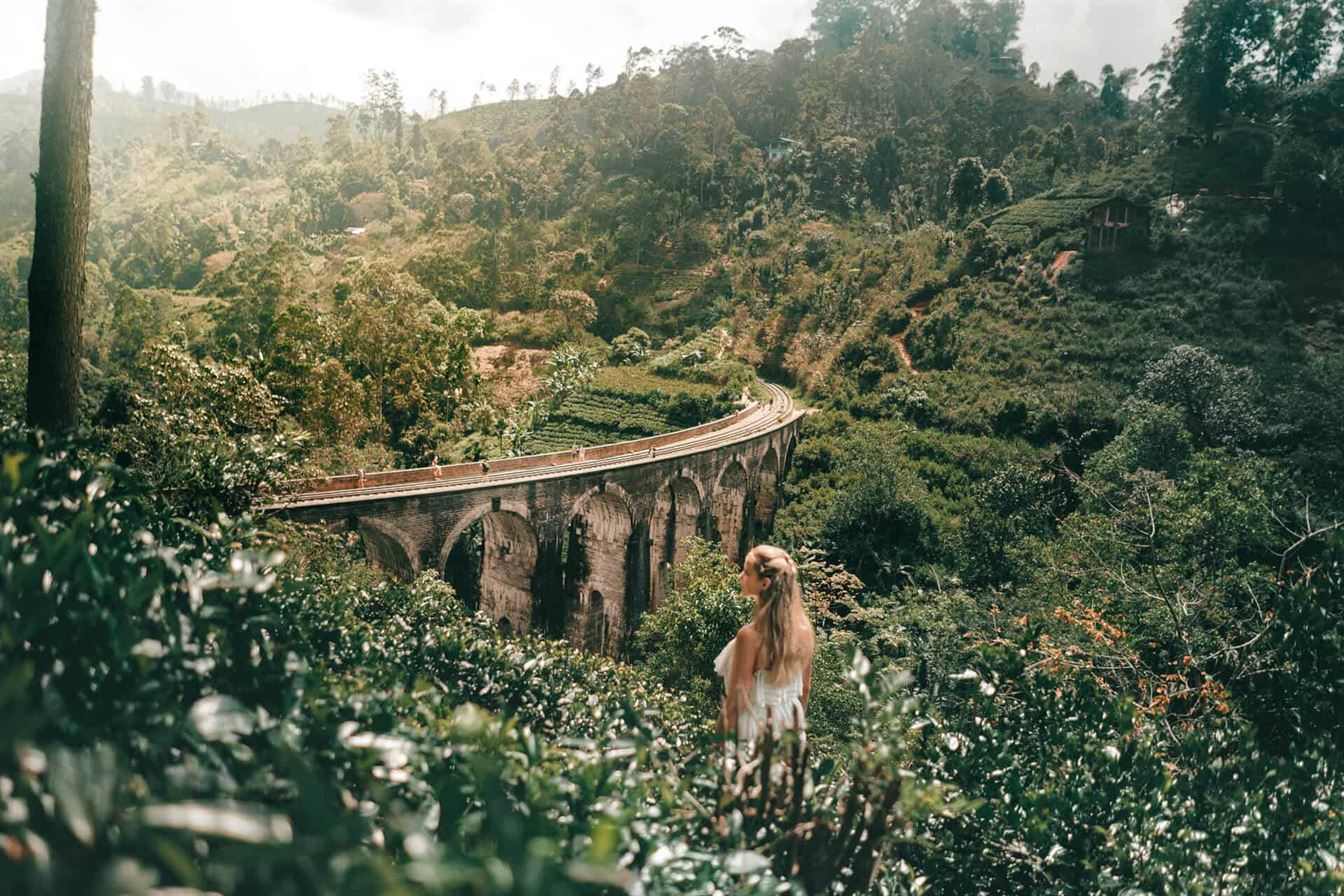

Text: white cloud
xmin=1020 ymin=0 xmax=1185 ymax=84
xmin=311 ymin=0 xmax=485 ymax=30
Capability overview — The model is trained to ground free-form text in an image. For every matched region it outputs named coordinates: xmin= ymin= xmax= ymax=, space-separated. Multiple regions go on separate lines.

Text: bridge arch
xmin=649 ymin=472 xmax=705 ymax=611
xmin=711 ymin=459 xmax=750 ymax=566
xmin=358 ymin=518 xmax=420 ymax=581
xmin=752 ymin=445 xmax=782 ymax=540
xmin=563 ymin=484 xmax=638 ymax=655
xmin=438 ymin=502 xmax=538 ymax=635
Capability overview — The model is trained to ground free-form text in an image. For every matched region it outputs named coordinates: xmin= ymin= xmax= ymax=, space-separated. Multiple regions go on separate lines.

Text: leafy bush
xmin=1130 ymin=344 xmax=1261 ymax=447
xmin=628 ymin=538 xmax=747 ymax=717
xmin=610 ymin=326 xmax=653 ymax=364
xmin=907 ymin=642 xmax=1344 ymax=895
xmin=1083 ymin=398 xmax=1193 ymax=500
xmin=94 ymin=340 xmax=305 ymax=516
xmin=1 ymin=423 xmax=998 ymax=895
xmin=0 ymin=423 xmax=689 ymax=894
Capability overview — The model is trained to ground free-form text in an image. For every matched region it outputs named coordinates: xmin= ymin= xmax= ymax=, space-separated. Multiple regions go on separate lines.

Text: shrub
xmin=611 ymin=327 xmax=653 ymax=364
xmin=404 ymin=245 xmax=473 ymax=304
xmin=957 ymin=462 xmax=1062 ymax=586
xmin=948 ymin=156 xmax=987 ymax=215
xmin=873 ymin=298 xmax=913 ymax=335
xmin=628 ymin=538 xmax=747 ymax=717
xmin=0 ymin=424 xmax=697 ymax=894
xmin=547 ymin=289 xmax=598 ymax=337
xmin=817 ymin=435 xmax=935 ymax=589
xmin=94 ymin=340 xmax=305 ymax=517
xmin=1131 ymin=344 xmax=1261 ymax=447
xmin=982 ymin=167 xmax=1013 ymax=206
xmin=1084 ymin=398 xmax=1193 ymax=499
xmin=907 ymin=641 xmax=1344 ymax=895
xmin=962 ymin=221 xmax=1007 ymax=275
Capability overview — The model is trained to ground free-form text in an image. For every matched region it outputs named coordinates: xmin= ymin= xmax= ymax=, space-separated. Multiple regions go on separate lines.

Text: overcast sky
xmin=6 ymin=0 xmax=1186 ymax=113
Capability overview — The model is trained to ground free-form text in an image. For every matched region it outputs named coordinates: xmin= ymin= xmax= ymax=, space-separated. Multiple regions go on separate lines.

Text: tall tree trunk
xmin=26 ymin=0 xmax=96 ymax=432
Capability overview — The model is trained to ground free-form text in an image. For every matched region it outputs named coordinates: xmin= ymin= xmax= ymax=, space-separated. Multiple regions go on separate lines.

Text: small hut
xmin=1085 ymin=197 xmax=1149 ymax=254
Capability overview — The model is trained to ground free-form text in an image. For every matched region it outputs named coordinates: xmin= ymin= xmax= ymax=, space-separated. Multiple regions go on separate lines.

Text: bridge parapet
xmin=275 ymin=402 xmax=761 ymax=498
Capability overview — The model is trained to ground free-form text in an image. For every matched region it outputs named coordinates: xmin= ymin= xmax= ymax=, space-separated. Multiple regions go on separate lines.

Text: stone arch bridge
xmin=267 ymin=384 xmax=803 ymax=655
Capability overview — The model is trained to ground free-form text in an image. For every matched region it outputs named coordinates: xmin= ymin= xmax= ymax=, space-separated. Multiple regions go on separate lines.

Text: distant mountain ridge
xmin=0 ymin=70 xmax=42 ymax=95
xmin=214 ymin=101 xmax=339 ymax=145
xmin=0 ymin=73 xmax=339 ymax=147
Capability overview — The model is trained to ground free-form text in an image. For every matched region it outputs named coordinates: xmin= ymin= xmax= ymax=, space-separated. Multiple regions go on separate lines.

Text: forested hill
xmin=0 ymin=78 xmax=337 ymax=231
xmin=3 ymin=0 xmax=1344 ymax=892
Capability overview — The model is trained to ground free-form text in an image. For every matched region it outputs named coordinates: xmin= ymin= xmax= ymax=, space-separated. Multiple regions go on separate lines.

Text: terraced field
xmin=522 ymin=394 xmax=675 ymax=453
xmin=520 ymin=370 xmax=736 ymax=454
xmin=983 ymin=190 xmax=1114 ymax=250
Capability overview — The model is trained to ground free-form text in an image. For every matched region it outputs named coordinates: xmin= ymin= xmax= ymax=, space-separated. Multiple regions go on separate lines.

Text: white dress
xmin=714 ymin=637 xmax=806 ymax=753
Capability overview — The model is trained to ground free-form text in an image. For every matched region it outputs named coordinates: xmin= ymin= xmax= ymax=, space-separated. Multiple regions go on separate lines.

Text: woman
xmin=715 ymin=545 xmax=815 ymax=755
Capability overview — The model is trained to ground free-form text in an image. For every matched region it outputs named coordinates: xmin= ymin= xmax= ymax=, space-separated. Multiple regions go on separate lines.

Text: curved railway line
xmin=265 ymin=382 xmax=801 ymax=511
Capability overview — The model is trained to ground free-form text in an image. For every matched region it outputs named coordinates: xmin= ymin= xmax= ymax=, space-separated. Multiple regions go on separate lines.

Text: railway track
xmin=265 ymin=382 xmax=801 ymax=511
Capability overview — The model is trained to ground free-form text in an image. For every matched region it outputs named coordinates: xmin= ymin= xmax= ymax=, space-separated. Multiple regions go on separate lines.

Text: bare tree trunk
xmin=26 ymin=0 xmax=96 ymax=432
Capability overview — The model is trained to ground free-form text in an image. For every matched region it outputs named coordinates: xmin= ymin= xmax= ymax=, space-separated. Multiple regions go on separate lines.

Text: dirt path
xmin=472 ymin=345 xmax=551 ymax=406
xmin=894 ymin=299 xmax=933 ymax=376
xmin=1048 ymin=250 xmax=1078 ymax=284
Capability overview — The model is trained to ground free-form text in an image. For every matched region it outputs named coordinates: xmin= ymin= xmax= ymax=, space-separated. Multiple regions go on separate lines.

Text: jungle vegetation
xmin=3 ymin=0 xmax=1344 ymax=892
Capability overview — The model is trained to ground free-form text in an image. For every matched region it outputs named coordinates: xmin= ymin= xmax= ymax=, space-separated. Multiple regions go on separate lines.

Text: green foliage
xmin=1167 ymin=0 xmax=1336 ymax=133
xmin=547 ymin=289 xmax=598 ymax=338
xmin=404 ymin=243 xmax=474 ymax=304
xmin=541 ymin=341 xmax=602 ymax=405
xmin=94 ymin=341 xmax=304 ymax=516
xmin=947 ymin=156 xmax=987 ymax=215
xmin=777 ymin=416 xmax=934 ymax=589
xmin=0 ymin=270 xmax=22 ymax=330
xmin=0 ymin=348 xmax=23 ymax=421
xmin=961 ymin=220 xmax=1006 ymax=275
xmin=812 ymin=136 xmax=866 ymax=214
xmin=1084 ymin=398 xmax=1194 ymax=494
xmin=981 ymin=167 xmax=1012 ymax=207
xmin=801 ymin=637 xmax=868 ymax=747
xmin=262 ymin=259 xmax=489 ymax=468
xmin=628 ymin=538 xmax=747 ymax=717
xmin=908 ymin=649 xmax=1344 ymax=895
xmin=0 ymin=425 xmax=993 ymax=895
xmin=4 ymin=8 xmax=1344 ymax=891
xmin=982 ymin=188 xmax=1114 ymax=250
xmin=610 ymin=327 xmax=653 ymax=365
xmin=518 ymin=363 xmax=734 ymax=454
xmin=778 ymin=412 xmax=1043 ymax=585
xmin=101 ymin=284 xmax=172 ymax=368
xmin=956 ymin=461 xmax=1065 ymax=587
xmin=1130 ymin=343 xmax=1261 ymax=447
xmin=0 ymin=425 xmax=675 ymax=894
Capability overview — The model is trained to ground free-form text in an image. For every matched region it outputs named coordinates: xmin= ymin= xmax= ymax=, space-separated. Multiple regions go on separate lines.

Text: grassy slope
xmin=427 ymin=97 xmax=555 ymax=142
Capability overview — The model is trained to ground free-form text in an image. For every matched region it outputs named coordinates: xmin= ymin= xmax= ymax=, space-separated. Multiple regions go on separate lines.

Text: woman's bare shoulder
xmin=735 ymin=622 xmax=760 ymax=645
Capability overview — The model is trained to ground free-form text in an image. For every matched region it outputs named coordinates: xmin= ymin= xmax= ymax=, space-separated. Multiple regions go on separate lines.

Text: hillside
xmin=3 ymin=1 xmax=1344 ymax=892
xmin=428 ymin=96 xmax=555 ymax=143
xmin=211 ymin=100 xmax=339 ymax=144
xmin=0 ymin=77 xmax=337 ymax=146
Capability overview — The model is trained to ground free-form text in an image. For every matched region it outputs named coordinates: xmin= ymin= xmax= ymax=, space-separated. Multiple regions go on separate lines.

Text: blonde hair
xmin=748 ymin=545 xmax=814 ymax=684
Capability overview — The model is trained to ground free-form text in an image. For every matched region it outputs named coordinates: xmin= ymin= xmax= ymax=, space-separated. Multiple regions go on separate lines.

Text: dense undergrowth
xmin=5 ymin=411 xmax=1343 ymax=893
